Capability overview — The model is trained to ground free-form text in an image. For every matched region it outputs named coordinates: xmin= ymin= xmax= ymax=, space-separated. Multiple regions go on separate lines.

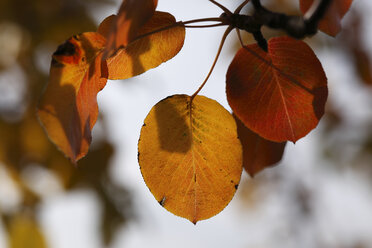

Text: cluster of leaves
xmin=37 ymin=1 xmax=185 ymax=162
xmin=38 ymin=0 xmax=353 ymax=224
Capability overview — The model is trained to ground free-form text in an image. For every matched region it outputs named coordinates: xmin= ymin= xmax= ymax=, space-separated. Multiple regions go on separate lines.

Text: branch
xmin=250 ymin=0 xmax=333 ymax=39
xmin=251 ymin=0 xmax=262 ymax=9
xmin=305 ymin=0 xmax=333 ymax=32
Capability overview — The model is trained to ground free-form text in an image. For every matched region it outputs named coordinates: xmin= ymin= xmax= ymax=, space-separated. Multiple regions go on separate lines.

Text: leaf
xmin=138 ymin=95 xmax=242 ymax=223
xmin=103 ymin=0 xmax=158 ymax=58
xmin=234 ymin=115 xmax=286 ymax=177
xmin=97 ymin=15 xmax=117 ymax=38
xmin=105 ymin=11 xmax=185 ymax=80
xmin=8 ymin=215 xmax=47 ymax=248
xmin=37 ymin=32 xmax=108 ymax=163
xmin=226 ymin=36 xmax=328 ymax=143
xmin=300 ymin=0 xmax=353 ymax=36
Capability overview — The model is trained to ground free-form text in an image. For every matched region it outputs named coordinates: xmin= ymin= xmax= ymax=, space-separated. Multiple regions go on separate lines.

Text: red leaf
xmin=226 ymin=36 xmax=328 ymax=143
xmin=300 ymin=0 xmax=353 ymax=36
xmin=103 ymin=0 xmax=158 ymax=58
xmin=234 ymin=115 xmax=286 ymax=177
xmin=37 ymin=33 xmax=107 ymax=162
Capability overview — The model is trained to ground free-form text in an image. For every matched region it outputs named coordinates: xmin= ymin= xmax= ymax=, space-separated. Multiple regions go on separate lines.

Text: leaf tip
xmin=248 ymin=171 xmax=256 ymax=178
xmin=71 ymin=159 xmax=79 ymax=167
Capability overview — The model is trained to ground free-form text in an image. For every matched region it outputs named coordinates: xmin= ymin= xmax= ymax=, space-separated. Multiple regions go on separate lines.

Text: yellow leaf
xmin=103 ymin=0 xmax=158 ymax=58
xmin=138 ymin=95 xmax=243 ymax=223
xmin=8 ymin=215 xmax=47 ymax=248
xmin=106 ymin=11 xmax=185 ymax=80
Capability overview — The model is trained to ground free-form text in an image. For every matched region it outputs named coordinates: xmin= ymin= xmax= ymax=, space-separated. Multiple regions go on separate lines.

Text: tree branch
xmin=250 ymin=0 xmax=333 ymax=39
xmin=305 ymin=0 xmax=332 ymax=33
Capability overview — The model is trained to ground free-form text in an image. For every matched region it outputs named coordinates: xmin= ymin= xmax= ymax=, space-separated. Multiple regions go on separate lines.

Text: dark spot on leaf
xmin=158 ymin=196 xmax=166 ymax=207
xmin=73 ymin=34 xmax=81 ymax=41
xmin=51 ymin=58 xmax=64 ymax=67
xmin=142 ymin=123 xmax=146 ymax=127
xmin=194 ymin=174 xmax=197 ymax=182
xmin=54 ymin=40 xmax=76 ymax=56
xmin=235 ymin=184 xmax=238 ymax=190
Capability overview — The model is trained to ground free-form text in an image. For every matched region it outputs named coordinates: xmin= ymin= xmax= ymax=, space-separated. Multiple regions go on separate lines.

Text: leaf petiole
xmin=190 ymin=26 xmax=233 ymax=100
xmin=132 ymin=17 xmax=225 ymax=45
xmin=182 ymin=17 xmax=225 ymax=25
xmin=184 ymin=23 xmax=227 ymax=28
xmin=208 ymin=0 xmax=233 ymax=15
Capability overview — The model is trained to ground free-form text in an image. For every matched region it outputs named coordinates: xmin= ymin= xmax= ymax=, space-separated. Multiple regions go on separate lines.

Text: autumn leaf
xmin=138 ymin=95 xmax=242 ymax=223
xmin=38 ymin=9 xmax=185 ymax=162
xmin=340 ymin=11 xmax=372 ymax=86
xmin=103 ymin=0 xmax=158 ymax=59
xmin=234 ymin=115 xmax=286 ymax=177
xmin=97 ymin=15 xmax=117 ymax=38
xmin=103 ymin=11 xmax=186 ymax=80
xmin=300 ymin=0 xmax=353 ymax=36
xmin=226 ymin=36 xmax=328 ymax=143
xmin=37 ymin=32 xmax=107 ymax=163
xmin=8 ymin=215 xmax=47 ymax=248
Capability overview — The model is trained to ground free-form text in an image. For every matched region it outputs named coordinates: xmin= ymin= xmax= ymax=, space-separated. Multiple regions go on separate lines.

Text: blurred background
xmin=0 ymin=0 xmax=372 ymax=247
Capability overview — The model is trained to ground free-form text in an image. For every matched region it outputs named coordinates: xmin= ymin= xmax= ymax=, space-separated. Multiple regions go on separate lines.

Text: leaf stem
xmin=252 ymin=31 xmax=267 ymax=51
xmin=190 ymin=26 xmax=233 ymax=100
xmin=236 ymin=28 xmax=245 ymax=47
xmin=208 ymin=0 xmax=233 ymax=15
xmin=184 ymin=23 xmax=227 ymax=28
xmin=234 ymin=0 xmax=251 ymax=14
xmin=182 ymin=17 xmax=225 ymax=25
xmin=132 ymin=17 xmax=224 ymax=44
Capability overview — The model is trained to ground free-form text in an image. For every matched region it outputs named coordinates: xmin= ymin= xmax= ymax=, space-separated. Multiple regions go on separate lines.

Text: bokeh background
xmin=1 ymin=0 xmax=372 ymax=247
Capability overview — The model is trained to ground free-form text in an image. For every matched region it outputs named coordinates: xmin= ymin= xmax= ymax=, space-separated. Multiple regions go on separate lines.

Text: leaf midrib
xmin=188 ymin=96 xmax=198 ymax=224
xmin=272 ymin=68 xmax=296 ymax=142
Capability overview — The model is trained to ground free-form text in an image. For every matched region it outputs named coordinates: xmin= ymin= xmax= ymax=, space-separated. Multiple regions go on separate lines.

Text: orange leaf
xmin=226 ymin=36 xmax=327 ymax=143
xmin=234 ymin=115 xmax=286 ymax=177
xmin=103 ymin=0 xmax=158 ymax=58
xmin=138 ymin=95 xmax=242 ymax=223
xmin=300 ymin=0 xmax=353 ymax=36
xmin=97 ymin=15 xmax=117 ymax=38
xmin=37 ymin=32 xmax=107 ymax=163
xmin=106 ymin=11 xmax=185 ymax=80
